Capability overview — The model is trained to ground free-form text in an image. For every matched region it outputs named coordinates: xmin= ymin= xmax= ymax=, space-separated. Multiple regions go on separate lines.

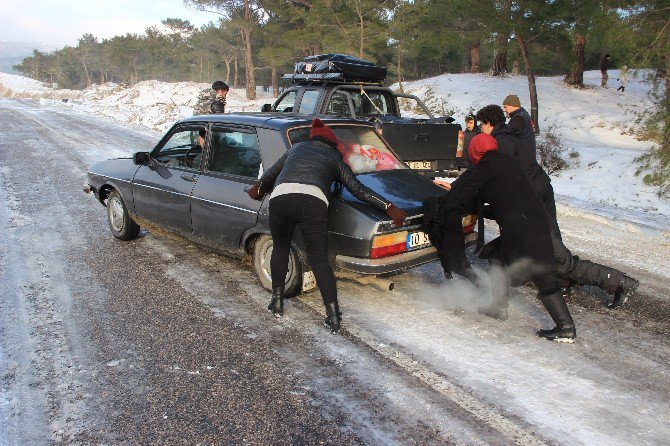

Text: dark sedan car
xmin=85 ymin=113 xmax=477 ymax=295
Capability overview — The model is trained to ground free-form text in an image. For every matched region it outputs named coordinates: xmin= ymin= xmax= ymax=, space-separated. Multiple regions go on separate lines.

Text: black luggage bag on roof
xmin=294 ymin=54 xmax=387 ymax=83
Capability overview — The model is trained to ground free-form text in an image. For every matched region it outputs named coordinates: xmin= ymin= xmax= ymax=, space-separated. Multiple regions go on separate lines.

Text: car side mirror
xmin=133 ymin=152 xmax=151 ymax=165
xmin=260 ymin=104 xmax=272 ymax=112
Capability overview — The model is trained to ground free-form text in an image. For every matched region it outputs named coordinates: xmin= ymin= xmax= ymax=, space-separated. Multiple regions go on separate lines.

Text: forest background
xmin=11 ymin=0 xmax=669 ymax=195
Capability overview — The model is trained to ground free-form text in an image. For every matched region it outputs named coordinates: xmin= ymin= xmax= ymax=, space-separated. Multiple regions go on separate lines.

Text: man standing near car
xmin=193 ymin=81 xmax=229 ymax=115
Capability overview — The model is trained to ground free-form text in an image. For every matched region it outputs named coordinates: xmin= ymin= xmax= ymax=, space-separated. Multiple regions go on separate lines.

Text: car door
xmin=132 ymin=123 xmax=206 ymax=235
xmin=190 ymin=124 xmax=263 ymax=250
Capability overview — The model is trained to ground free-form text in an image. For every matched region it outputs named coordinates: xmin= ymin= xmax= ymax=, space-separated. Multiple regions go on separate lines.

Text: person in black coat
xmin=439 ymin=133 xmax=576 ymax=341
xmin=247 ymin=118 xmax=407 ymax=333
xmin=476 ymin=104 xmax=638 ymax=307
xmin=210 ymin=81 xmax=228 ymax=114
xmin=600 ymin=53 xmax=611 ymax=88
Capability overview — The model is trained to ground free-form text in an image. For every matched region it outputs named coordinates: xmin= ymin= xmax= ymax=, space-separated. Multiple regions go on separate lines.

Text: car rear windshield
xmin=287 ymin=125 xmax=406 ymax=174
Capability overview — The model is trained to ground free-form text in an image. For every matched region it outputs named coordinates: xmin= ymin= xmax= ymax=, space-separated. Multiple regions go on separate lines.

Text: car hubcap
xmin=260 ymin=241 xmax=293 ymax=286
xmin=108 ymin=197 xmax=125 ymax=232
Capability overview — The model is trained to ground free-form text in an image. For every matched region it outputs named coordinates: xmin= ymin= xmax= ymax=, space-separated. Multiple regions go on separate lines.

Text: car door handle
xmin=180 ymin=174 xmax=197 ymax=182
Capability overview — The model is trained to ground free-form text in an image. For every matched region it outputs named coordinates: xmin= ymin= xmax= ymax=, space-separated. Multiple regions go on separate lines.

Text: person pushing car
xmin=435 ymin=133 xmax=577 ymax=342
xmin=246 ymin=118 xmax=407 ymax=333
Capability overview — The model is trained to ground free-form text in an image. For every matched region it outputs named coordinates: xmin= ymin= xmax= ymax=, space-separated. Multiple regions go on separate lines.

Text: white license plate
xmin=407 ymin=231 xmax=431 ymax=249
xmin=407 ymin=161 xmax=432 ymax=170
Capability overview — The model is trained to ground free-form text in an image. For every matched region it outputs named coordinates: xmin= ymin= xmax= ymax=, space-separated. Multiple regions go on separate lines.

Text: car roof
xmin=178 ymin=112 xmax=373 ymax=132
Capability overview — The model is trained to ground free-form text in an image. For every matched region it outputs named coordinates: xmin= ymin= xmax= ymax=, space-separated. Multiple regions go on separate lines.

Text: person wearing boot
xmin=437 ymin=133 xmax=576 ymax=342
xmin=246 ymin=118 xmax=407 ymax=333
xmin=476 ymin=104 xmax=639 ymax=307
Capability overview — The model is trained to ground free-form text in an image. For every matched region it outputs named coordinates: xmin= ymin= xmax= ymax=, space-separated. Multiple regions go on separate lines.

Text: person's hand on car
xmin=433 ymin=179 xmax=451 ymax=190
xmin=386 ymin=204 xmax=407 ymax=226
xmin=246 ymin=184 xmax=262 ymax=200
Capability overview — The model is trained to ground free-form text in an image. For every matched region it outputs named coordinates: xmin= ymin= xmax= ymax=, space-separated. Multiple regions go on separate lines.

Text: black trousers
xmin=268 ymin=194 xmax=337 ymax=304
xmin=538 ymin=183 xmax=622 ymax=293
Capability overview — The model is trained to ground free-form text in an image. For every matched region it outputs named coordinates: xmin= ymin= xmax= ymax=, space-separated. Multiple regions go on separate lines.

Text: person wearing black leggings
xmin=247 ymin=118 xmax=406 ymax=333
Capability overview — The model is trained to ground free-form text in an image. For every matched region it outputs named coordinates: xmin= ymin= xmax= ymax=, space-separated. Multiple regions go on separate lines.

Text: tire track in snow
xmin=298 ymin=298 xmax=551 ymax=446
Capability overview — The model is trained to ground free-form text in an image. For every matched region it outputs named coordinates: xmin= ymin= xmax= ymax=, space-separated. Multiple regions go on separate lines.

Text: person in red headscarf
xmin=437 ymin=133 xmax=577 ymax=342
xmin=246 ymin=118 xmax=406 ymax=333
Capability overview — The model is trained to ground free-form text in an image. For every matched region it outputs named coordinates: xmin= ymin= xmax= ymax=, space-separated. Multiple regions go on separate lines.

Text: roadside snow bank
xmin=396 ymin=70 xmax=669 ymax=218
xmin=0 ymin=74 xmax=273 ymax=132
xmin=58 ymin=80 xmax=273 ymax=132
xmin=0 ymin=72 xmax=79 ymax=100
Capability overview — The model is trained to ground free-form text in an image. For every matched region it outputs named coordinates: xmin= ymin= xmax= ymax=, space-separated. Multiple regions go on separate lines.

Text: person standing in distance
xmin=600 ymin=54 xmax=611 ymax=88
xmin=246 ymin=118 xmax=407 ymax=333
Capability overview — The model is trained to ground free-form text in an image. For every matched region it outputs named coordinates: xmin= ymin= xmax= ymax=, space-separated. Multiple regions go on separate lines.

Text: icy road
xmin=1 ymin=98 xmax=669 ymax=445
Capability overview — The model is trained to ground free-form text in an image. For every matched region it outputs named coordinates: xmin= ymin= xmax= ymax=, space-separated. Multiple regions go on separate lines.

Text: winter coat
xmin=211 ymin=94 xmax=226 ymax=114
xmin=193 ymin=88 xmax=214 ymax=115
xmin=507 ymin=107 xmax=535 ymax=145
xmin=460 ymin=129 xmax=480 ymax=168
xmin=422 ymin=195 xmax=470 ymax=278
xmin=258 ymin=139 xmax=391 ymax=211
xmin=491 ymin=123 xmax=551 ymax=196
xmin=439 ymin=151 xmax=555 ymax=282
xmin=600 ymin=56 xmax=609 ymax=73
xmin=193 ymin=89 xmax=226 ymax=115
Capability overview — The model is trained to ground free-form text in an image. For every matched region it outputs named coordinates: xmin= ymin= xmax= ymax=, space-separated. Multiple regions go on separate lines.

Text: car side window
xmin=275 ymin=91 xmax=297 ymax=112
xmin=348 ymin=90 xmax=393 ymax=116
xmin=298 ymin=90 xmax=320 ymax=114
xmin=326 ymin=92 xmax=350 ymax=116
xmin=154 ymin=127 xmax=204 ymax=169
xmin=207 ymin=127 xmax=261 ymax=178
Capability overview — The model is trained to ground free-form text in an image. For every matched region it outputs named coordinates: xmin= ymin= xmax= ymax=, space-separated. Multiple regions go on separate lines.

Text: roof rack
xmin=281 ymin=73 xmax=384 ymax=86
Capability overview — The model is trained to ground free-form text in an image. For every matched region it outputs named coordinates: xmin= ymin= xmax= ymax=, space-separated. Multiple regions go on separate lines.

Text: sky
xmin=0 ymin=0 xmax=219 ymax=48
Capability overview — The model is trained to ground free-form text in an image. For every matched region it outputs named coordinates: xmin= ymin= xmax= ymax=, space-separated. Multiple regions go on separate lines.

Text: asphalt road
xmin=1 ymin=98 xmax=669 ymax=446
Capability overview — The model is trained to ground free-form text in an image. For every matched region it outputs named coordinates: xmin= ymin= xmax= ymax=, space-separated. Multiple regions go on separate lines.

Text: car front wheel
xmin=252 ymin=234 xmax=302 ymax=296
xmin=106 ymin=189 xmax=140 ymax=241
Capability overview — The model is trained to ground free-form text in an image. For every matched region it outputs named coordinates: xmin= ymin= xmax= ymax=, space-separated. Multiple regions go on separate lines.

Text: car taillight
xmin=371 ymin=231 xmax=408 ymax=259
xmin=456 ymin=130 xmax=464 ymax=158
xmin=462 ymin=214 xmax=477 ymax=234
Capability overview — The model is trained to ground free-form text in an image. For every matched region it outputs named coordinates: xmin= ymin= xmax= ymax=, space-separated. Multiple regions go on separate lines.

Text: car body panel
xmin=86 ymin=113 xmax=475 ymax=278
xmin=190 ymin=171 xmax=261 ymax=250
xmin=132 ymin=164 xmax=196 ymax=235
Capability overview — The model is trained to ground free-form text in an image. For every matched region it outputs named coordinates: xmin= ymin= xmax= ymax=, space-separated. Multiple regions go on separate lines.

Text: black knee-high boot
xmin=537 ymin=291 xmax=576 ymax=342
xmin=268 ymin=286 xmax=284 ymax=318
xmin=324 ymin=301 xmax=341 ymax=333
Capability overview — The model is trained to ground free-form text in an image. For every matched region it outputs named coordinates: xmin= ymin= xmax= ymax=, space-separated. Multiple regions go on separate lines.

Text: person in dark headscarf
xmin=437 ymin=133 xmax=576 ymax=342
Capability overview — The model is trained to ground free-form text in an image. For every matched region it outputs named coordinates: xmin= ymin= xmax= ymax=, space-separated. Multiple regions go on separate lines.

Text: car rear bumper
xmin=336 ymin=231 xmax=477 ymax=275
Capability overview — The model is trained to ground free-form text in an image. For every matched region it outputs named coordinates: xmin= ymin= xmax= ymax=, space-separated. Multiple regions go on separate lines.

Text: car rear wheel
xmin=252 ymin=234 xmax=302 ymax=296
xmin=106 ymin=189 xmax=140 ymax=241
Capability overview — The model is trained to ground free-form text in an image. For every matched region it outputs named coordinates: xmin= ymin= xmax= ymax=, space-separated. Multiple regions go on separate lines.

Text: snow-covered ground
xmin=2 ymin=69 xmax=666 ymax=226
xmin=1 ymin=70 xmax=669 ymax=444
xmin=397 ymin=70 xmax=668 ymax=224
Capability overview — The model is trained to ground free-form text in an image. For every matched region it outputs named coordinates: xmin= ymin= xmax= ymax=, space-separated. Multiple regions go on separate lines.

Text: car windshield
xmin=287 ymin=125 xmax=406 ymax=174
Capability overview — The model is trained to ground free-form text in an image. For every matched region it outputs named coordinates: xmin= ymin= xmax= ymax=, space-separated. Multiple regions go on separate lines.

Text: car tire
xmin=106 ymin=189 xmax=140 ymax=241
xmin=252 ymin=234 xmax=302 ymax=296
